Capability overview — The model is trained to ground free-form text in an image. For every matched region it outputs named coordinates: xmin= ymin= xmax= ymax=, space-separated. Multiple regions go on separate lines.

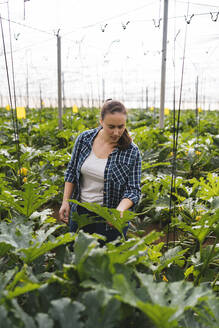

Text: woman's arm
xmin=122 ymin=149 xmax=142 ymax=207
xmin=116 ymin=198 xmax=133 ymax=217
xmin=59 ymin=182 xmax=75 ymax=224
xmin=60 ymin=132 xmax=84 ymax=224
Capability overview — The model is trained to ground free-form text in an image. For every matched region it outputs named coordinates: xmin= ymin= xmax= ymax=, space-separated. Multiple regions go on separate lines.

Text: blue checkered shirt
xmin=64 ymin=127 xmax=141 ymax=212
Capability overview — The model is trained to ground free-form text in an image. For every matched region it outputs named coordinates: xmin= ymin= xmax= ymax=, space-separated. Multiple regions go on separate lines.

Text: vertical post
xmin=57 ymin=32 xmax=63 ymax=129
xmin=195 ymin=76 xmax=199 ymax=119
xmin=195 ymin=76 xmax=199 ymax=143
xmin=39 ymin=84 xmax=42 ymax=123
xmin=90 ymin=83 xmax=94 ymax=108
xmin=154 ymin=82 xmax=156 ymax=108
xmin=159 ymin=0 xmax=169 ymax=129
xmin=141 ymin=87 xmax=144 ymax=109
xmin=146 ymin=86 xmax=148 ymax=110
xmin=26 ymin=63 xmax=29 ymax=111
xmin=102 ymin=78 xmax=105 ymax=103
xmin=62 ymin=72 xmax=66 ymax=112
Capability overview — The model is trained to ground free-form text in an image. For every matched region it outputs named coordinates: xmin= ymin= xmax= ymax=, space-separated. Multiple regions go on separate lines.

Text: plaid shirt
xmin=65 ymin=127 xmax=141 ymax=212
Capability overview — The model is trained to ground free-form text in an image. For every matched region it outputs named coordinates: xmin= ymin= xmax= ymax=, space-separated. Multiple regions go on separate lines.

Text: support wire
xmin=167 ymin=0 xmax=190 ymax=248
xmin=0 ymin=5 xmax=21 ymax=185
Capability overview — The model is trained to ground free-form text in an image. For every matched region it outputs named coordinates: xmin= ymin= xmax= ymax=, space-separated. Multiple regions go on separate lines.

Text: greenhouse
xmin=0 ymin=1 xmax=219 ymax=327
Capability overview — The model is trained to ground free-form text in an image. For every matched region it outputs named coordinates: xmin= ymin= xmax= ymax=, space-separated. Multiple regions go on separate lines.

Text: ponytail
xmin=117 ymin=128 xmax=132 ymax=150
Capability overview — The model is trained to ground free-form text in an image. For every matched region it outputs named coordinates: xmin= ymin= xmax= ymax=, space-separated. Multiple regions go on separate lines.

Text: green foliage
xmin=0 ymin=107 xmax=219 ymax=327
xmin=0 ymin=181 xmax=58 ymax=217
xmin=71 ymin=200 xmax=135 ymax=239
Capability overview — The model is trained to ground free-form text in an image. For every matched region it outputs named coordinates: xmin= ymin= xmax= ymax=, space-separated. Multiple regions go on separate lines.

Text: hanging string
xmin=0 ymin=7 xmax=21 ymax=185
xmin=153 ymin=0 xmax=162 ymax=28
xmin=167 ymin=0 xmax=190 ymax=248
xmin=167 ymin=0 xmax=177 ymax=248
xmin=7 ymin=3 xmax=21 ymax=171
xmin=195 ymin=76 xmax=200 ymax=155
xmin=175 ymin=1 xmax=190 ymax=154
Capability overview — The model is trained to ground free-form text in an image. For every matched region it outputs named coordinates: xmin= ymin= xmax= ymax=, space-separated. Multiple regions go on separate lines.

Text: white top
xmin=80 ymin=150 xmax=108 ymax=205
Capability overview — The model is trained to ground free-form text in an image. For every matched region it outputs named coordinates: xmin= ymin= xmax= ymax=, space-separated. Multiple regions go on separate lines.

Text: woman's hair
xmin=101 ymin=99 xmax=132 ymax=150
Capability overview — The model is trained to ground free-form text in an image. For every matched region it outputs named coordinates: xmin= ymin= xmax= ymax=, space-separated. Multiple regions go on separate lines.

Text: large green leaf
xmin=70 ymin=200 xmax=135 ymax=238
xmin=71 ymin=211 xmax=103 ymax=231
xmin=137 ymin=302 xmax=178 ymax=328
xmin=0 ymin=242 xmax=12 ymax=257
xmin=0 ymin=221 xmax=33 ymax=250
xmin=0 ymin=265 xmax=41 ymax=302
xmin=6 ymin=283 xmax=41 ymax=300
xmin=136 ymin=272 xmax=213 ymax=319
xmin=0 ymin=268 xmax=18 ymax=296
xmin=113 ymin=273 xmax=178 ymax=328
xmin=0 ymin=182 xmax=58 ymax=217
xmin=10 ymin=299 xmax=37 ymax=328
xmin=20 ymin=233 xmax=76 ymax=264
xmin=0 ymin=306 xmax=11 ymax=328
xmin=81 ymin=289 xmax=121 ymax=328
xmin=154 ymin=246 xmax=188 ymax=273
xmin=35 ymin=313 xmax=54 ymax=328
xmin=74 ymin=231 xmax=101 ymax=279
xmin=49 ymin=298 xmax=85 ymax=328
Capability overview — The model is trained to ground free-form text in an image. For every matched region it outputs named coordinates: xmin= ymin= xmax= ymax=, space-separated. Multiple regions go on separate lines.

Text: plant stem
xmin=194 ymin=237 xmax=218 ymax=286
xmin=212 ymin=272 xmax=219 ymax=288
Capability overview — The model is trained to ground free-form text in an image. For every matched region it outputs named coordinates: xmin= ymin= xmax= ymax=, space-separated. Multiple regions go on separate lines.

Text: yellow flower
xmin=6 ymin=105 xmax=10 ymax=111
xmin=195 ymin=151 xmax=201 ymax=155
xmin=162 ymin=275 xmax=168 ymax=282
xmin=164 ymin=108 xmax=170 ymax=115
xmin=18 ymin=167 xmax=28 ymax=176
xmin=16 ymin=107 xmax=26 ymax=119
xmin=149 ymin=106 xmax=154 ymax=111
xmin=198 ymin=107 xmax=202 ymax=113
xmin=72 ymin=104 xmax=78 ymax=113
xmin=195 ymin=216 xmax=201 ymax=221
xmin=23 ymin=177 xmax=27 ymax=183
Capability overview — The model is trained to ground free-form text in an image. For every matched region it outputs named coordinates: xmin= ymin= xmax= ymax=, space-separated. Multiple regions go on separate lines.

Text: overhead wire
xmin=176 ymin=1 xmax=219 ymax=8
xmin=0 ymin=6 xmax=218 ymax=37
xmin=0 ymin=15 xmax=54 ymax=35
xmin=62 ymin=1 xmax=156 ymax=36
xmin=1 ymin=1 xmax=218 ymax=109
xmin=0 ymin=36 xmax=55 ymax=57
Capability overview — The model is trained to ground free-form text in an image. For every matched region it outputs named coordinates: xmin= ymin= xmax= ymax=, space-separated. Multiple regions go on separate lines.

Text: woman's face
xmin=100 ymin=112 xmax=127 ymax=143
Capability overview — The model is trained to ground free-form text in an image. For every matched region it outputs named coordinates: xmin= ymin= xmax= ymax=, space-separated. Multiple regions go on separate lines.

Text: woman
xmin=59 ymin=100 xmax=141 ymax=243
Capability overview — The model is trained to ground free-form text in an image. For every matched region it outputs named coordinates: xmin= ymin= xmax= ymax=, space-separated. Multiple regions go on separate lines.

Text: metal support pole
xmin=26 ymin=63 xmax=29 ymax=111
xmin=62 ymin=72 xmax=66 ymax=112
xmin=57 ymin=33 xmax=63 ymax=129
xmin=39 ymin=84 xmax=43 ymax=123
xmin=146 ymin=87 xmax=148 ymax=110
xmin=195 ymin=76 xmax=199 ymax=119
xmin=159 ymin=0 xmax=169 ymax=129
xmin=102 ymin=78 xmax=105 ymax=103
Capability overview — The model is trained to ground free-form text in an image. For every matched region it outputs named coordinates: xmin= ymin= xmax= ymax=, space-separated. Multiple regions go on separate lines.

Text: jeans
xmin=69 ymin=205 xmax=128 ymax=244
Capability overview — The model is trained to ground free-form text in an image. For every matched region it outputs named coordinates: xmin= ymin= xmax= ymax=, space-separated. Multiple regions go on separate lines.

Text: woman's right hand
xmin=59 ymin=201 xmax=70 ymax=224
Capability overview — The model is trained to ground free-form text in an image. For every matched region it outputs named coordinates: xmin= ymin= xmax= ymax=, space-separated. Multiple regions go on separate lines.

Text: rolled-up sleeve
xmin=64 ymin=133 xmax=83 ymax=183
xmin=122 ymin=149 xmax=142 ymax=206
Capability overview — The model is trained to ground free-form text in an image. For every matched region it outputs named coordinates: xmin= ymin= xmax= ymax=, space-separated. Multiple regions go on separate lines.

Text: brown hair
xmin=101 ymin=99 xmax=132 ymax=150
